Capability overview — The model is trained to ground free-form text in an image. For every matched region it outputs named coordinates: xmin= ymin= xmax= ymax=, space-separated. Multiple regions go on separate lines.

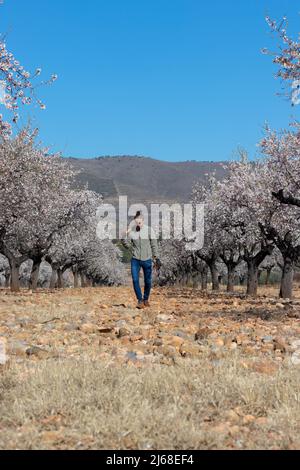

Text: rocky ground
xmin=1 ymin=284 xmax=300 ymax=449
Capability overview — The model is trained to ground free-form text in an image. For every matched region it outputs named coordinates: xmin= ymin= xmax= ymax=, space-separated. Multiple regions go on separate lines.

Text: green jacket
xmin=121 ymin=224 xmax=159 ymax=261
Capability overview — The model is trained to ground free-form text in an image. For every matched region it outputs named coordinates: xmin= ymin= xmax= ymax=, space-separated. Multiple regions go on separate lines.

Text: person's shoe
xmin=137 ymin=301 xmax=145 ymax=309
xmin=144 ymin=300 xmax=150 ymax=307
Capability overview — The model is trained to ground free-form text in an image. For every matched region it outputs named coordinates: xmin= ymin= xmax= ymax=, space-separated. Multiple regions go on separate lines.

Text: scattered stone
xmin=156 ymin=344 xmax=177 ymax=359
xmin=126 ymin=351 xmax=138 ymax=362
xmin=172 ymin=330 xmax=189 ymax=339
xmin=212 ymin=337 xmax=225 ymax=347
xmin=156 ymin=314 xmax=174 ymax=323
xmin=130 ymin=334 xmax=144 ymax=342
xmin=26 ymin=346 xmax=50 ymax=359
xmin=290 ymin=339 xmax=300 ymax=351
xmin=291 ymin=351 xmax=300 ymax=365
xmin=7 ymin=340 xmax=29 ymax=356
xmin=137 ymin=325 xmax=154 ymax=340
xmin=229 ymin=425 xmax=240 ymax=437
xmin=242 ymin=415 xmax=256 ymax=425
xmin=229 ymin=342 xmax=238 ymax=350
xmin=164 ymin=335 xmax=184 ymax=349
xmin=36 ymin=336 xmax=50 ymax=346
xmin=273 ymin=337 xmax=287 ymax=353
xmin=262 ymin=335 xmax=273 ymax=343
xmin=287 ymin=311 xmax=300 ymax=319
xmin=211 ymin=423 xmax=230 ymax=434
xmin=64 ymin=323 xmax=79 ymax=332
xmin=0 ymin=337 xmax=8 ymax=365
xmin=224 ymin=410 xmax=240 ymax=423
xmin=98 ymin=327 xmax=113 ymax=334
xmin=18 ymin=318 xmax=32 ymax=327
xmin=195 ymin=327 xmax=211 ymax=341
xmin=1 ymin=287 xmax=300 ymax=382
xmin=179 ymin=342 xmax=201 ymax=357
xmin=117 ymin=327 xmax=130 ymax=338
xmin=79 ymin=323 xmax=99 ymax=334
xmin=261 ymin=343 xmax=274 ymax=352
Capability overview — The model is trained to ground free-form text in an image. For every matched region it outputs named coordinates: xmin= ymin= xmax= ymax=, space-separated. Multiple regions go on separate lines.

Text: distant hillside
xmin=67 ymin=155 xmax=228 ymax=204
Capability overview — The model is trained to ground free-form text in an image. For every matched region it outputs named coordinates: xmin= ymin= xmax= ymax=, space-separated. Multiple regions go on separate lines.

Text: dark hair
xmin=134 ymin=211 xmax=143 ymax=220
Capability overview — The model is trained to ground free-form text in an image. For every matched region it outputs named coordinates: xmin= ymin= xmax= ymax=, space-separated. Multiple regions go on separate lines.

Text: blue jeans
xmin=131 ymin=258 xmax=152 ymax=302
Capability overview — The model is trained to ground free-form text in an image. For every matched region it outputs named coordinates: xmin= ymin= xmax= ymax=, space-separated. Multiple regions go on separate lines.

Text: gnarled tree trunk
xmin=201 ymin=265 xmax=208 ymax=290
xmin=1 ymin=247 xmax=27 ymax=292
xmin=209 ymin=261 xmax=219 ymax=291
xmin=72 ymin=266 xmax=79 ymax=288
xmin=246 ymin=260 xmax=259 ymax=296
xmin=29 ymin=258 xmax=42 ymax=291
xmin=227 ymin=265 xmax=235 ymax=292
xmin=244 ymin=244 xmax=274 ymax=297
xmin=4 ymin=270 xmax=10 ymax=288
xmin=50 ymin=267 xmax=57 ymax=288
xmin=280 ymin=257 xmax=294 ymax=299
xmin=57 ymin=269 xmax=63 ymax=288
xmin=80 ymin=272 xmax=87 ymax=288
xmin=265 ymin=267 xmax=272 ymax=285
xmin=192 ymin=273 xmax=201 ymax=289
xmin=10 ymin=260 xmax=21 ymax=292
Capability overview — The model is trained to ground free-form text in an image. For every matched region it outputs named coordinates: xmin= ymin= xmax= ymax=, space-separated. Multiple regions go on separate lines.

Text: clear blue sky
xmin=0 ymin=0 xmax=299 ymax=161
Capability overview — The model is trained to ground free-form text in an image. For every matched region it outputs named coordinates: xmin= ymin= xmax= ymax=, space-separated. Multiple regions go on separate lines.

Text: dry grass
xmin=1 ymin=284 xmax=300 ymax=450
xmin=1 ymin=354 xmax=300 ymax=450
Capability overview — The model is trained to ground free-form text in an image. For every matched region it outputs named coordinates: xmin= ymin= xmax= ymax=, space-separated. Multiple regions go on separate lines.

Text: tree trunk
xmin=4 ymin=271 xmax=10 ymax=288
xmin=246 ymin=261 xmax=259 ymax=296
xmin=50 ymin=268 xmax=57 ymax=288
xmin=192 ymin=273 xmax=201 ymax=289
xmin=181 ymin=273 xmax=188 ymax=286
xmin=57 ymin=269 xmax=63 ymax=288
xmin=10 ymin=260 xmax=20 ymax=292
xmin=258 ymin=270 xmax=262 ymax=284
xmin=80 ymin=272 xmax=87 ymax=288
xmin=72 ymin=267 xmax=79 ymax=288
xmin=265 ymin=267 xmax=272 ymax=285
xmin=279 ymin=257 xmax=294 ymax=299
xmin=29 ymin=259 xmax=42 ymax=291
xmin=201 ymin=266 xmax=208 ymax=290
xmin=209 ymin=262 xmax=219 ymax=291
xmin=227 ymin=265 xmax=235 ymax=292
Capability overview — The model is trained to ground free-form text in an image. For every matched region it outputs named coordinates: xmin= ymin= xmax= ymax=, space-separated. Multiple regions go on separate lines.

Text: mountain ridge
xmin=67 ymin=155 xmax=228 ymax=204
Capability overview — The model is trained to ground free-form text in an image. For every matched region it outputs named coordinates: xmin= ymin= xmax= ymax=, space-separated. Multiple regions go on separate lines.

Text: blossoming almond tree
xmin=45 ymin=209 xmax=126 ymax=288
xmin=191 ymin=176 xmax=224 ymax=291
xmin=0 ymin=253 xmax=9 ymax=287
xmin=263 ymin=15 xmax=300 ymax=206
xmin=196 ymin=174 xmax=244 ymax=293
xmin=0 ymin=129 xmax=104 ymax=291
xmin=263 ymin=16 xmax=300 ymax=105
xmin=258 ymin=14 xmax=300 ymax=297
xmin=82 ymin=239 xmax=126 ymax=286
xmin=195 ymin=159 xmax=276 ymax=296
xmin=0 ymin=33 xmax=57 ymax=136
